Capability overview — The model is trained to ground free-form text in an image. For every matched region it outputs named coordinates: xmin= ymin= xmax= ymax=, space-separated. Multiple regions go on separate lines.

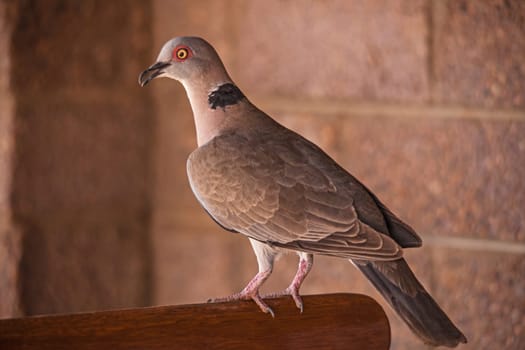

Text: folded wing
xmin=188 ymin=131 xmax=403 ymax=261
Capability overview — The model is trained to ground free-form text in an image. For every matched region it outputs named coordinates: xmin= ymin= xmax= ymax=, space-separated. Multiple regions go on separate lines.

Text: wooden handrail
xmin=0 ymin=293 xmax=390 ymax=349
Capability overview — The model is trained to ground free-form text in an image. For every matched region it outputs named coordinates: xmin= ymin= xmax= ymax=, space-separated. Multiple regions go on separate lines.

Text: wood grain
xmin=0 ymin=293 xmax=390 ymax=350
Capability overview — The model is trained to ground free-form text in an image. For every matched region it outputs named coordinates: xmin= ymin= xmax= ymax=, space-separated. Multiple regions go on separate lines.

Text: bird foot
xmin=264 ymin=286 xmax=304 ymax=313
xmin=207 ymin=269 xmax=275 ymax=317
xmin=208 ymin=290 xmax=275 ymax=317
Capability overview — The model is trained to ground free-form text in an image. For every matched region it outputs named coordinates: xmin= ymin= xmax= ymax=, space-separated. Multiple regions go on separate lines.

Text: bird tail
xmin=354 ymin=258 xmax=467 ymax=347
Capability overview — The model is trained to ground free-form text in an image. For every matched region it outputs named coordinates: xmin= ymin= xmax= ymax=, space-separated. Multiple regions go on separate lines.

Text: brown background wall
xmin=1 ymin=1 xmax=524 ymax=349
xmin=2 ymin=0 xmax=155 ymax=316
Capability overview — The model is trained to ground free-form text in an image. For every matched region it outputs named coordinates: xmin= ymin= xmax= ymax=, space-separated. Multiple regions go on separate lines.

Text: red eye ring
xmin=173 ymin=45 xmax=192 ymax=61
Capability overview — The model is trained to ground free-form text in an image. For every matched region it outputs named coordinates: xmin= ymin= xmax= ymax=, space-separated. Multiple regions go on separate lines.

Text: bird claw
xmin=292 ymin=293 xmax=304 ymax=313
xmin=264 ymin=286 xmax=304 ymax=313
xmin=253 ymin=296 xmax=275 ymax=318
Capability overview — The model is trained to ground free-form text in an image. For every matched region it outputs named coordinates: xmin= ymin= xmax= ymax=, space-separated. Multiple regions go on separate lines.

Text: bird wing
xmin=187 ymin=131 xmax=402 ymax=261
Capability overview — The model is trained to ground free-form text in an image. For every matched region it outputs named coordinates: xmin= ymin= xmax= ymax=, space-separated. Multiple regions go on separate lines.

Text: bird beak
xmin=138 ymin=61 xmax=171 ymax=87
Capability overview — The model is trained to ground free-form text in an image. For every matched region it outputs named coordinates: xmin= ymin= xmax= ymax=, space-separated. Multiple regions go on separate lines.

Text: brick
xmin=21 ymin=218 xmax=151 ymax=315
xmin=336 ymin=116 xmax=525 ymax=242
xmin=13 ymin=95 xmax=152 ymax=221
xmin=434 ymin=0 xmax=525 ymax=108
xmin=432 ymin=248 xmax=525 ymax=349
xmin=12 ymin=0 xmax=153 ymax=94
xmin=236 ymin=0 xmax=429 ymax=102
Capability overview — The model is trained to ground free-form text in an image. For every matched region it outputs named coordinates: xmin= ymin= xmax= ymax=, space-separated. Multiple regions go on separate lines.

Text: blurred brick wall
xmin=150 ymin=1 xmax=524 ymax=349
xmin=2 ymin=0 xmax=155 ymax=315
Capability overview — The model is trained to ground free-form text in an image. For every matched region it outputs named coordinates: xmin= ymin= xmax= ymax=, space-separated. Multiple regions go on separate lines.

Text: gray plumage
xmin=139 ymin=36 xmax=467 ymax=347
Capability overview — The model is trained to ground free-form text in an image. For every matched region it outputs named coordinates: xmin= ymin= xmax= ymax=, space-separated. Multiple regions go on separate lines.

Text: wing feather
xmin=187 ymin=131 xmax=402 ymax=261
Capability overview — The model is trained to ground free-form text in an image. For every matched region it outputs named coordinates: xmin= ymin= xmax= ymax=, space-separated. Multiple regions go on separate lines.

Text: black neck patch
xmin=208 ymin=83 xmax=245 ymax=110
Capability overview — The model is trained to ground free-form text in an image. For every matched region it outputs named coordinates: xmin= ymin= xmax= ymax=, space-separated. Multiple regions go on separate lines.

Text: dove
xmin=139 ymin=36 xmax=467 ymax=347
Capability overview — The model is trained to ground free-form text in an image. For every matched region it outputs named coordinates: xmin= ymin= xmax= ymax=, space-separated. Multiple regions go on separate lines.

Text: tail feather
xmin=354 ymin=258 xmax=467 ymax=347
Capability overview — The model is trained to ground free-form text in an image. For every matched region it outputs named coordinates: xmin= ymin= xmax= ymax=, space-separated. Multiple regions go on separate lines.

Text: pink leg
xmin=209 ymin=239 xmax=286 ymax=316
xmin=265 ymin=253 xmax=313 ymax=313
xmin=209 ymin=269 xmax=275 ymax=317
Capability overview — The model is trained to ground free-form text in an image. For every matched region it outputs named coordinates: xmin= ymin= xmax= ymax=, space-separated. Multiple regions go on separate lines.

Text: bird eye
xmin=177 ymin=49 xmax=187 ymax=59
xmin=173 ymin=46 xmax=190 ymax=61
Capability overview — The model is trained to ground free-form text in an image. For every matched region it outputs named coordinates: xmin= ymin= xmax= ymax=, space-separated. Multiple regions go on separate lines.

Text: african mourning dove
xmin=139 ymin=37 xmax=467 ymax=347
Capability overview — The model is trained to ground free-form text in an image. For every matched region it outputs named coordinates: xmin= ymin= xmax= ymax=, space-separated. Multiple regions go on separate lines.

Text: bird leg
xmin=264 ymin=253 xmax=313 ymax=313
xmin=208 ymin=269 xmax=275 ymax=317
xmin=208 ymin=238 xmax=278 ymax=317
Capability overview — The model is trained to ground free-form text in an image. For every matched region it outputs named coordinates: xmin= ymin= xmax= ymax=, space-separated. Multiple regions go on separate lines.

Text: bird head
xmin=138 ymin=36 xmax=230 ymax=87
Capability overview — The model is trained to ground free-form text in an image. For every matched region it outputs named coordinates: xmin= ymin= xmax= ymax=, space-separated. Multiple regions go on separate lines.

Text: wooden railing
xmin=0 ymin=293 xmax=390 ymax=349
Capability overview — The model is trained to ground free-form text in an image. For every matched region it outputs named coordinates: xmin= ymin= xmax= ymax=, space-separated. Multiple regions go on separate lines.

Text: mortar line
xmin=252 ymin=95 xmax=525 ymax=121
xmin=29 ymin=90 xmax=525 ymax=122
xmin=158 ymin=214 xmax=525 ymax=255
xmin=421 ymin=235 xmax=525 ymax=254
